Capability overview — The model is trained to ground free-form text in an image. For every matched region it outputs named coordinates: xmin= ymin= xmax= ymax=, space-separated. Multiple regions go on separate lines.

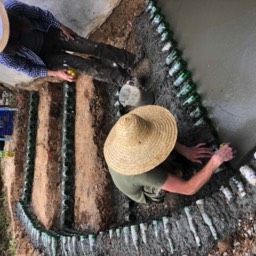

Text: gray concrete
xmin=0 ymin=0 xmax=120 ymax=86
xmin=158 ymin=0 xmax=256 ymax=167
xmin=20 ymin=0 xmax=121 ymax=38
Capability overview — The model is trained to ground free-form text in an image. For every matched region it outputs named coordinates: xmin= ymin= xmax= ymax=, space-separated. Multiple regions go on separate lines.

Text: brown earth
xmin=1 ymin=0 xmax=256 ymax=255
xmin=31 ymin=84 xmax=62 ymax=230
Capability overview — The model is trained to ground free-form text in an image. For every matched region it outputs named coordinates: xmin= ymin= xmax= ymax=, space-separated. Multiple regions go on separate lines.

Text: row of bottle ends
xmin=145 ymin=0 xmax=209 ymax=125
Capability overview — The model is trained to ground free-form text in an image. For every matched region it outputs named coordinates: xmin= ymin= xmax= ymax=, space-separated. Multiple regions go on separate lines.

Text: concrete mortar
xmin=157 ymin=0 xmax=256 ymax=167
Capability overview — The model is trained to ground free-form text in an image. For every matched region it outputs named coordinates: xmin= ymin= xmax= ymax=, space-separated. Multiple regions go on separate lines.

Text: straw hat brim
xmin=104 ymin=105 xmax=178 ymax=175
xmin=0 ymin=3 xmax=9 ymax=52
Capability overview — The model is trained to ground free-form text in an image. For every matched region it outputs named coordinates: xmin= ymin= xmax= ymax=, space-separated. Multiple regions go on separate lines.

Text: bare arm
xmin=161 ymin=144 xmax=234 ymax=195
xmin=174 ymin=142 xmax=213 ymax=163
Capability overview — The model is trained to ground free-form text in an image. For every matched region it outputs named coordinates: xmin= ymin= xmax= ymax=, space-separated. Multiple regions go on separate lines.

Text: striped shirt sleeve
xmin=4 ymin=0 xmax=61 ymax=29
xmin=0 ymin=53 xmax=48 ymax=78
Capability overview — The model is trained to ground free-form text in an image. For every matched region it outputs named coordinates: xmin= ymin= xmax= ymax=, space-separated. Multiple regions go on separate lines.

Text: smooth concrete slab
xmin=20 ymin=0 xmax=121 ymax=38
xmin=158 ymin=0 xmax=256 ymax=167
xmin=0 ymin=0 xmax=120 ymax=86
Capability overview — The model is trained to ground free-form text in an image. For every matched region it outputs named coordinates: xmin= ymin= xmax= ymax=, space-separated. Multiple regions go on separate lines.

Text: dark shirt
xmin=20 ymin=30 xmax=44 ymax=55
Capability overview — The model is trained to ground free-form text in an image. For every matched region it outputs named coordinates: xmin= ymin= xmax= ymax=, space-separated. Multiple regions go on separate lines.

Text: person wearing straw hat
xmin=0 ymin=0 xmax=143 ymax=86
xmin=103 ymin=105 xmax=234 ymax=205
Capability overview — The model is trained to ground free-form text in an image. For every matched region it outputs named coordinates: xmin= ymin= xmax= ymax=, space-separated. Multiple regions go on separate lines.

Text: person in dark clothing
xmin=0 ymin=0 xmax=141 ymax=86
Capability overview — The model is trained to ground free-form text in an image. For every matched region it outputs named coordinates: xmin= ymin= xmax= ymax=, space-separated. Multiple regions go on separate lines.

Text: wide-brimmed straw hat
xmin=104 ymin=105 xmax=178 ymax=175
xmin=0 ymin=2 xmax=9 ymax=52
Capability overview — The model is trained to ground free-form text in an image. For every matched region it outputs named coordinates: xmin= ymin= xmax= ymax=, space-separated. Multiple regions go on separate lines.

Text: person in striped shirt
xmin=0 ymin=0 xmax=142 ymax=86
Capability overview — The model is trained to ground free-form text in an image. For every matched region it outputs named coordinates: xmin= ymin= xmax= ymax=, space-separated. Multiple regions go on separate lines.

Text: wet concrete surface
xmin=158 ymin=0 xmax=256 ymax=167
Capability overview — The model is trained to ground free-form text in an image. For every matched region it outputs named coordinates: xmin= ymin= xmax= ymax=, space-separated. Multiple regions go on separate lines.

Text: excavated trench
xmin=14 ymin=1 xmax=256 ymax=255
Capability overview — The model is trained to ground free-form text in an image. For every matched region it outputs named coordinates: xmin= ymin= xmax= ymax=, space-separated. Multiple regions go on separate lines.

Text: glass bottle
xmin=29 ymin=101 xmax=35 ymax=110
xmin=31 ymin=92 xmax=39 ymax=101
xmin=146 ymin=0 xmax=155 ymax=12
xmin=168 ymin=60 xmax=186 ymax=77
xmin=182 ymin=91 xmax=201 ymax=106
xmin=149 ymin=6 xmax=160 ymax=19
xmin=156 ymin=22 xmax=169 ymax=34
xmin=189 ymin=106 xmax=207 ymax=119
xmin=165 ymin=49 xmax=182 ymax=65
xmin=161 ymin=40 xmax=177 ymax=52
xmin=240 ymin=165 xmax=256 ymax=186
xmin=177 ymin=81 xmax=196 ymax=97
xmin=193 ymin=116 xmax=211 ymax=127
xmin=152 ymin=14 xmax=164 ymax=26
xmin=29 ymin=108 xmax=36 ymax=116
xmin=173 ymin=70 xmax=191 ymax=86
xmin=251 ymin=152 xmax=256 ymax=170
xmin=161 ymin=31 xmax=172 ymax=42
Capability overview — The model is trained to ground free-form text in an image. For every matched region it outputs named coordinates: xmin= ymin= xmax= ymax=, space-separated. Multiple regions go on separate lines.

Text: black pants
xmin=39 ymin=28 xmax=134 ymax=86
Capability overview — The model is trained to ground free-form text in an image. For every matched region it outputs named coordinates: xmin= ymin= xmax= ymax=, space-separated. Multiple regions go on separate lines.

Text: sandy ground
xmin=74 ymin=76 xmax=114 ymax=233
xmin=1 ymin=0 xmax=256 ymax=255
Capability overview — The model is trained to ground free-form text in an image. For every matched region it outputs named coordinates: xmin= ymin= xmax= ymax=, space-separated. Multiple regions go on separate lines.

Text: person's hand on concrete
xmin=212 ymin=144 xmax=234 ymax=166
xmin=48 ymin=70 xmax=76 ymax=82
xmin=60 ymin=25 xmax=77 ymax=40
xmin=175 ymin=142 xmax=213 ymax=164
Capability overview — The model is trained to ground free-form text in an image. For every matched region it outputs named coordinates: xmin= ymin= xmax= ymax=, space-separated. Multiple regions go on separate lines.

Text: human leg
xmin=45 ymin=28 xmax=136 ymax=69
xmin=42 ymin=51 xmax=131 ymax=86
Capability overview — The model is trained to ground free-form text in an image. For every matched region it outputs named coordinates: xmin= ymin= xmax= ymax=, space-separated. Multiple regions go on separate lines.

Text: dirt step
xmin=32 ymin=84 xmax=62 ymax=230
xmin=74 ymin=76 xmax=114 ymax=233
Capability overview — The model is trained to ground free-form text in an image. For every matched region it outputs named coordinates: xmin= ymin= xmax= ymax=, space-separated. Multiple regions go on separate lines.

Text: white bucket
xmin=119 ymin=84 xmax=154 ymax=107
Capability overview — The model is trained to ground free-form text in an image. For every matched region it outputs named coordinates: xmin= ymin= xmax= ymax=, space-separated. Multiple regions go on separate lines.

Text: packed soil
xmin=1 ymin=0 xmax=256 ymax=255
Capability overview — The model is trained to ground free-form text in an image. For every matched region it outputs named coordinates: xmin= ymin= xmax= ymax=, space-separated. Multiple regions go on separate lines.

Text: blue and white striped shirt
xmin=0 ymin=0 xmax=61 ymax=78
